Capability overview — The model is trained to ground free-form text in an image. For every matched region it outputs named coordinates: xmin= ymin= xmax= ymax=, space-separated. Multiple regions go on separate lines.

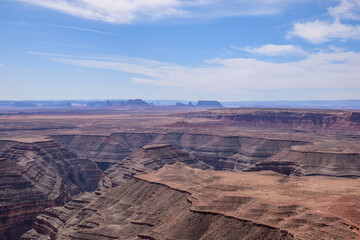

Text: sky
xmin=1 ymin=0 xmax=360 ymax=101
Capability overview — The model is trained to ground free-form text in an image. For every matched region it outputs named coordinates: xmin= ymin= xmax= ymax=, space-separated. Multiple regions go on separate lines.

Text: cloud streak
xmin=42 ymin=23 xmax=120 ymax=36
xmin=46 ymin=50 xmax=360 ymax=93
xmin=18 ymin=0 xmax=306 ymax=24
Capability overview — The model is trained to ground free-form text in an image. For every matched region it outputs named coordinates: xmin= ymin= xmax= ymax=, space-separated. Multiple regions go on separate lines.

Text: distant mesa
xmin=14 ymin=102 xmax=37 ymax=108
xmin=196 ymin=100 xmax=223 ymax=108
xmin=175 ymin=102 xmax=186 ymax=107
xmin=87 ymin=99 xmax=150 ymax=107
xmin=87 ymin=101 xmax=107 ymax=107
xmin=176 ymin=101 xmax=223 ymax=108
xmin=126 ymin=99 xmax=149 ymax=106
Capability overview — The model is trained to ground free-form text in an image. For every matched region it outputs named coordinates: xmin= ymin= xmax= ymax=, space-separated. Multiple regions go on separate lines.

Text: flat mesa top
xmin=138 ymin=163 xmax=360 ymax=239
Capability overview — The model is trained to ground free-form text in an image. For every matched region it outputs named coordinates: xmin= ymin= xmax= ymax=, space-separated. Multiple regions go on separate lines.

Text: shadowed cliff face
xmin=51 ymin=132 xmax=308 ymax=171
xmin=0 ymin=141 xmax=102 ymax=240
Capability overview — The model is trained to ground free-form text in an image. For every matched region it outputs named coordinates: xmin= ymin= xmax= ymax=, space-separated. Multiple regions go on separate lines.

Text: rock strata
xmin=246 ymin=149 xmax=360 ymax=177
xmin=22 ymin=163 xmax=360 ymax=240
xmin=21 ymin=176 xmax=293 ymax=240
xmin=52 ymin=132 xmax=308 ymax=171
xmin=102 ymin=144 xmax=210 ymax=187
xmin=0 ymin=140 xmax=102 ymax=240
xmin=175 ymin=108 xmax=360 ymax=131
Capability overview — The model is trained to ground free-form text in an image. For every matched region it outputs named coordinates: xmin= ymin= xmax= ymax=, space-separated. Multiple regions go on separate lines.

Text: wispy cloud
xmin=328 ymin=0 xmax=360 ymax=21
xmin=42 ymin=23 xmax=120 ymax=36
xmin=35 ymin=50 xmax=360 ymax=93
xmin=18 ymin=0 xmax=307 ymax=24
xmin=234 ymin=44 xmax=305 ymax=56
xmin=288 ymin=0 xmax=360 ymax=44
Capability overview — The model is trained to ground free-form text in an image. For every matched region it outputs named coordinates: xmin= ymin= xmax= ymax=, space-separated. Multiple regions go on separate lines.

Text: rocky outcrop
xmin=102 ymin=144 xmax=210 ymax=187
xmin=21 ymin=177 xmax=293 ymax=240
xmin=175 ymin=108 xmax=360 ymax=131
xmin=0 ymin=141 xmax=102 ymax=240
xmin=51 ymin=132 xmax=308 ymax=171
xmin=22 ymin=163 xmax=360 ymax=239
xmin=138 ymin=163 xmax=360 ymax=239
xmin=246 ymin=149 xmax=360 ymax=177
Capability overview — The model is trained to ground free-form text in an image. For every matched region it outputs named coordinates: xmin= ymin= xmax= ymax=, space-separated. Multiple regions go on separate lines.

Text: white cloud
xmin=48 ymin=50 xmax=360 ymax=92
xmin=328 ymin=0 xmax=360 ymax=20
xmin=288 ymin=0 xmax=360 ymax=44
xmin=18 ymin=0 xmax=306 ymax=23
xmin=288 ymin=19 xmax=360 ymax=44
xmin=239 ymin=44 xmax=304 ymax=56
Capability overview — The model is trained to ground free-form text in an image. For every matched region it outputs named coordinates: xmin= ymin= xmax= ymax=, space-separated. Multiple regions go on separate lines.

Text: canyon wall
xmin=176 ymin=109 xmax=360 ymax=131
xmin=21 ymin=177 xmax=293 ymax=240
xmin=52 ymin=132 xmax=308 ymax=171
xmin=246 ymin=149 xmax=360 ymax=177
xmin=0 ymin=141 xmax=102 ymax=240
xmin=22 ymin=163 xmax=360 ymax=239
xmin=103 ymin=144 xmax=210 ymax=187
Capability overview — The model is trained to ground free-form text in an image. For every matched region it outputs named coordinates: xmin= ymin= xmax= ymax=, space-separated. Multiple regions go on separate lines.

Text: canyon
xmin=0 ymin=107 xmax=359 ymax=239
xmin=0 ymin=140 xmax=102 ymax=240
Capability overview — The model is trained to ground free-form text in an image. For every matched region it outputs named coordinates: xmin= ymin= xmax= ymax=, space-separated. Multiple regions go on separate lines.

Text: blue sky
xmin=1 ymin=0 xmax=360 ymax=101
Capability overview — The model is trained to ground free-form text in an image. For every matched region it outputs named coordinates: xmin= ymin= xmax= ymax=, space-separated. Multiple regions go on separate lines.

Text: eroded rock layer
xmin=246 ymin=149 xmax=360 ymax=177
xmin=103 ymin=144 xmax=210 ymax=187
xmin=22 ymin=163 xmax=360 ymax=240
xmin=21 ymin=177 xmax=293 ymax=240
xmin=175 ymin=108 xmax=360 ymax=131
xmin=138 ymin=163 xmax=360 ymax=239
xmin=52 ymin=132 xmax=308 ymax=171
xmin=0 ymin=141 xmax=102 ymax=240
